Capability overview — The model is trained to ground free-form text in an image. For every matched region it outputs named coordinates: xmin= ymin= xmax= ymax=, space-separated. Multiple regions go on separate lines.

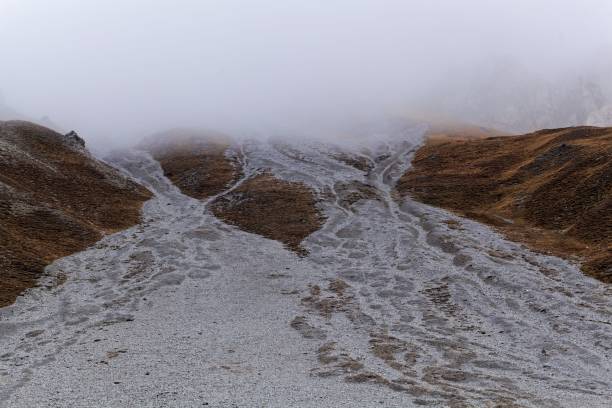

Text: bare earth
xmin=0 ymin=122 xmax=611 ymax=407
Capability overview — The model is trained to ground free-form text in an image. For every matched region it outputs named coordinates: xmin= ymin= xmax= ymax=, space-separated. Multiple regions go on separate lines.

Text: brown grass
xmin=211 ymin=173 xmax=325 ymax=254
xmin=0 ymin=121 xmax=151 ymax=306
xmin=301 ymin=280 xmax=353 ymax=318
xmin=145 ymin=132 xmax=325 ymax=253
xmin=141 ymin=129 xmax=241 ymax=199
xmin=425 ymin=121 xmax=508 ymax=145
xmin=398 ymin=126 xmax=611 ymax=282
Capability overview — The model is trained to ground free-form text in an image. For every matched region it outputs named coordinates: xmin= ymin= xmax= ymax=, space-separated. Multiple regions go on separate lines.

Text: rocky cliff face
xmin=0 ymin=121 xmax=151 ymax=306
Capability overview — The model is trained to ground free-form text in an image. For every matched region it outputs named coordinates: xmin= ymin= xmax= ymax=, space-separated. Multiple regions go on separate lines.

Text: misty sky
xmin=1 ymin=0 xmax=611 ymax=147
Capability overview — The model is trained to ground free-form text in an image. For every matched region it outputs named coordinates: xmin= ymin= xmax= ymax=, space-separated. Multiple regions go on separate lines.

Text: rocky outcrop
xmin=63 ymin=130 xmax=85 ymax=149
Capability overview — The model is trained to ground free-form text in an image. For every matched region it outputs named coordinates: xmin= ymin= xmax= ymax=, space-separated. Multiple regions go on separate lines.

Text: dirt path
xmin=1 ymin=123 xmax=611 ymax=407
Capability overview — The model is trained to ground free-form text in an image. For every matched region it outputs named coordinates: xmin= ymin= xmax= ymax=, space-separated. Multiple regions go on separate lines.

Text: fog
xmin=1 ymin=0 xmax=611 ymax=148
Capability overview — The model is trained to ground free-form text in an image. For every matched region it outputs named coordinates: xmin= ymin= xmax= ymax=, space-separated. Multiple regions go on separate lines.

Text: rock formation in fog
xmin=428 ymin=62 xmax=612 ymax=133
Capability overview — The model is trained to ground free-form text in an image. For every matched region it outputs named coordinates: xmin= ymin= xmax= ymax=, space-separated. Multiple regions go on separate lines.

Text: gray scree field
xmin=0 ymin=123 xmax=611 ymax=407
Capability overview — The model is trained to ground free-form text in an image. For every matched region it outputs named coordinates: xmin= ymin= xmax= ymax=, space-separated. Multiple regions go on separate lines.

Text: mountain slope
xmin=211 ymin=172 xmax=325 ymax=254
xmin=141 ymin=129 xmax=242 ymax=200
xmin=1 ymin=125 xmax=612 ymax=407
xmin=143 ymin=131 xmax=325 ymax=253
xmin=398 ymin=126 xmax=612 ymax=282
xmin=0 ymin=121 xmax=151 ymax=306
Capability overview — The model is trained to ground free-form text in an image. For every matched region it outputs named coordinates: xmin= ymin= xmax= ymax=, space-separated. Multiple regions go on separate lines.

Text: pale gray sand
xmin=1 ymin=123 xmax=611 ymax=407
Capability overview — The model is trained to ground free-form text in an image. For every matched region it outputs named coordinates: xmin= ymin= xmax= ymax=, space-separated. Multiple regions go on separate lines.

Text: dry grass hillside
xmin=145 ymin=132 xmax=325 ymax=253
xmin=211 ymin=173 xmax=325 ymax=254
xmin=424 ymin=120 xmax=508 ymax=144
xmin=398 ymin=126 xmax=611 ymax=282
xmin=141 ymin=129 xmax=242 ymax=200
xmin=0 ymin=121 xmax=151 ymax=306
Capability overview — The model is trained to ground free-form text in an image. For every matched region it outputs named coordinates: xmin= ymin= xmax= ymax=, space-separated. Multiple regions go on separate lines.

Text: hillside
xmin=398 ymin=126 xmax=611 ymax=282
xmin=141 ymin=129 xmax=242 ymax=200
xmin=211 ymin=172 xmax=325 ymax=254
xmin=0 ymin=121 xmax=151 ymax=306
xmin=2 ymin=125 xmax=612 ymax=407
xmin=142 ymin=131 xmax=325 ymax=253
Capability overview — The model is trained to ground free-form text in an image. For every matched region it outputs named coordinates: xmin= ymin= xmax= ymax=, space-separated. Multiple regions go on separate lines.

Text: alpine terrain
xmin=0 ymin=120 xmax=610 ymax=407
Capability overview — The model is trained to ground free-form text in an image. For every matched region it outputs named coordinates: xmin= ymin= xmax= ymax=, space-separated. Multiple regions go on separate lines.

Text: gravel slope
xmin=0 ymin=122 xmax=610 ymax=407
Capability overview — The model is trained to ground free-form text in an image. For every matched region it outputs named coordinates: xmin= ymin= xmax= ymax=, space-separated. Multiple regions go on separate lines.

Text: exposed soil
xmin=0 ymin=121 xmax=151 ymax=306
xmin=141 ymin=129 xmax=242 ymax=199
xmin=211 ymin=173 xmax=325 ymax=254
xmin=398 ymin=126 xmax=612 ymax=282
